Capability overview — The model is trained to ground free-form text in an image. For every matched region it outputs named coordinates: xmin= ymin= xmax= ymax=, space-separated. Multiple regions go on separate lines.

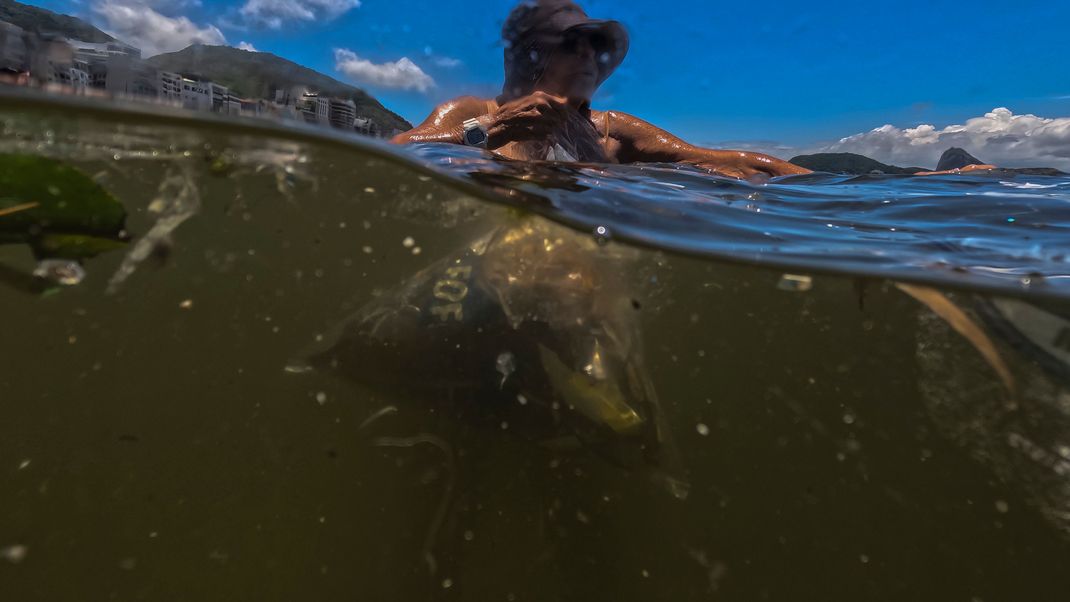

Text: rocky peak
xmin=936 ymin=147 xmax=985 ymax=171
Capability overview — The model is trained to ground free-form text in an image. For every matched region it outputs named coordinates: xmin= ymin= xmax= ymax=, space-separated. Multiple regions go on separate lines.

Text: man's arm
xmin=389 ymin=96 xmax=491 ymax=145
xmin=914 ymin=163 xmax=998 ymax=176
xmin=600 ymin=111 xmax=810 ymax=178
xmin=392 ymin=92 xmax=574 ymax=151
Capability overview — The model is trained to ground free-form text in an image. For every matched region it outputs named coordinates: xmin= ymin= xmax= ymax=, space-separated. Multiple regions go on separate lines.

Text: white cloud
xmin=422 ymin=46 xmax=461 ymax=69
xmin=237 ymin=41 xmax=258 ymax=51
xmin=333 ymin=48 xmax=434 ymax=92
xmin=820 ymin=108 xmax=1070 ymax=170
xmin=431 ymin=56 xmax=462 ymax=68
xmin=239 ymin=0 xmax=360 ymax=29
xmin=92 ymin=0 xmax=226 ymax=57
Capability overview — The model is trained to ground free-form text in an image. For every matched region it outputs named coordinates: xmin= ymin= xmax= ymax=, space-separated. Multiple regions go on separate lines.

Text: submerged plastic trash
xmin=300 ymin=218 xmax=686 ymax=487
xmin=914 ymin=292 xmax=1070 ymax=536
xmin=0 ymin=153 xmax=128 ymax=260
xmin=32 ymin=259 xmax=85 ymax=286
xmin=777 ymin=273 xmax=812 ymax=292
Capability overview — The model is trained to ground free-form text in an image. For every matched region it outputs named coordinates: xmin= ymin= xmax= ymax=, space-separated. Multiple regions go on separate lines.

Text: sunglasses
xmin=559 ymin=29 xmax=612 ymax=57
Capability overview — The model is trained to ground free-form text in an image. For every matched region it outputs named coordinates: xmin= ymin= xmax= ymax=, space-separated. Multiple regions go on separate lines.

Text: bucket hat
xmin=499 ymin=0 xmax=629 ymax=102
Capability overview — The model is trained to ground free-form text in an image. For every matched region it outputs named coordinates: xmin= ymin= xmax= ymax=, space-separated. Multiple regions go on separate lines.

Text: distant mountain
xmin=936 ymin=147 xmax=984 ymax=171
xmin=0 ymin=0 xmax=113 ymax=42
xmin=147 ymin=45 xmax=412 ymax=133
xmin=789 ymin=152 xmax=927 ymax=175
xmin=934 ymin=147 xmax=1066 ymax=176
xmin=1001 ymin=167 xmax=1067 ymax=176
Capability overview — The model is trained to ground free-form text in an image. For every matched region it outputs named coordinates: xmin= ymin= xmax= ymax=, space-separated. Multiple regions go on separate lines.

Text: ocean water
xmin=2 ymin=89 xmax=1070 ymax=601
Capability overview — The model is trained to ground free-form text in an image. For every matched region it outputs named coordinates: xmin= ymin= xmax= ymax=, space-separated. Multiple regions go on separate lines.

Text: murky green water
xmin=2 ymin=92 xmax=1070 ymax=601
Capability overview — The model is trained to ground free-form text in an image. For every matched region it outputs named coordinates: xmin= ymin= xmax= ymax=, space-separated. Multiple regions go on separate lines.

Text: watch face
xmin=466 ymin=128 xmax=487 ymax=146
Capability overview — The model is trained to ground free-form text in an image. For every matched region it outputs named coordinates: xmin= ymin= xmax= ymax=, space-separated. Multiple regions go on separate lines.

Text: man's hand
xmin=914 ymin=163 xmax=998 ymax=176
xmin=481 ymin=91 xmax=571 ymax=149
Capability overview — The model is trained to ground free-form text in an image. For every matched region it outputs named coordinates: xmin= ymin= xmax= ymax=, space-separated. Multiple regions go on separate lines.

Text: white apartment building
xmin=225 ymin=93 xmax=242 ymax=115
xmin=353 ymin=117 xmax=381 ymax=137
xmin=209 ymin=82 xmax=229 ymax=113
xmin=240 ymin=98 xmax=263 ymax=117
xmin=180 ymin=77 xmax=212 ymax=111
xmin=329 ymin=98 xmax=356 ymax=129
xmin=67 ymin=39 xmax=141 ymax=64
xmin=97 ymin=54 xmax=157 ymax=97
xmin=301 ymin=93 xmax=330 ymax=125
xmin=158 ymin=71 xmax=182 ymax=104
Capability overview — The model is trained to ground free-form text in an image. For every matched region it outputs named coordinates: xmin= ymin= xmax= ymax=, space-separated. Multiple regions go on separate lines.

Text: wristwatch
xmin=462 ymin=118 xmax=489 ymax=148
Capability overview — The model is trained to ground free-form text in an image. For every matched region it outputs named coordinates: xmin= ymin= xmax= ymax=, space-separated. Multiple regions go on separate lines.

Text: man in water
xmin=390 ymin=0 xmax=810 ymax=179
xmin=391 ymin=0 xmax=997 ymax=178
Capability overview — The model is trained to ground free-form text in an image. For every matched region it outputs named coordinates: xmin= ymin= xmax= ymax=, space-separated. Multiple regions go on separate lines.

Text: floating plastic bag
xmin=301 ymin=218 xmax=686 ymax=490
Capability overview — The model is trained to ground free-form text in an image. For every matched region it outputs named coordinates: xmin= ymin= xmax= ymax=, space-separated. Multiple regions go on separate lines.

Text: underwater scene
xmin=2 ymin=89 xmax=1070 ymax=601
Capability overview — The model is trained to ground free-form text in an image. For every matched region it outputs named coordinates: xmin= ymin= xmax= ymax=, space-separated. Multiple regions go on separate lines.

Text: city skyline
xmin=0 ymin=19 xmax=399 ymax=137
xmin=11 ymin=0 xmax=1070 ymax=169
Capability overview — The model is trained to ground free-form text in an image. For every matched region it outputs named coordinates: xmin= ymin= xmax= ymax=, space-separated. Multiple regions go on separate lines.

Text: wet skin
xmin=391 ymin=34 xmax=809 ymax=179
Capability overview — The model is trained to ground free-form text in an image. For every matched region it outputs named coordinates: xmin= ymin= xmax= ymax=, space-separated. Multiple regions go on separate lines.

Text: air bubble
xmin=593 ymin=225 xmax=611 ymax=244
xmin=1 ymin=544 xmax=28 ymax=564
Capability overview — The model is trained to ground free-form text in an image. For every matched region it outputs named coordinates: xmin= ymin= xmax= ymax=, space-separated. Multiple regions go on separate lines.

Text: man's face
xmin=537 ymin=29 xmax=611 ymax=103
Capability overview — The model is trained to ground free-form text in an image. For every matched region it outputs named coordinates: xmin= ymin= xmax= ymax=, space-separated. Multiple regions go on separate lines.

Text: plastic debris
xmin=777 ymin=273 xmax=813 ymax=292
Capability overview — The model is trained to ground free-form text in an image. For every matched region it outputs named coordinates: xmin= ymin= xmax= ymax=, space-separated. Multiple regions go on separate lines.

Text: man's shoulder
xmin=434 ymin=96 xmax=497 ymax=119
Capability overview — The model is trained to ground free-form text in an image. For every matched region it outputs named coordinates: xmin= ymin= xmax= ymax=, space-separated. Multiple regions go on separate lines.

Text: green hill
xmin=0 ymin=0 xmax=113 ymax=42
xmin=147 ymin=45 xmax=412 ymax=133
xmin=789 ymin=152 xmax=927 ymax=175
xmin=792 ymin=150 xmax=1066 ymax=176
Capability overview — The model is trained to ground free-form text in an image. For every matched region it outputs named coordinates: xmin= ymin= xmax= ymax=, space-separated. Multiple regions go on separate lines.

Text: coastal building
xmin=224 ymin=93 xmax=242 ymax=115
xmin=180 ymin=77 xmax=212 ymax=111
xmin=158 ymin=71 xmax=182 ymax=104
xmin=97 ymin=54 xmax=157 ymax=97
xmin=329 ymin=98 xmax=356 ymax=129
xmin=353 ymin=117 xmax=381 ymax=137
xmin=0 ymin=20 xmax=28 ymax=73
xmin=301 ymin=92 xmax=330 ymax=125
xmin=67 ymin=39 xmax=141 ymax=64
xmin=1 ymin=21 xmax=394 ymax=135
xmin=209 ymin=82 xmax=229 ymax=113
xmin=240 ymin=98 xmax=263 ymax=117
xmin=67 ymin=58 xmax=91 ymax=91
xmin=27 ymin=35 xmax=75 ymax=86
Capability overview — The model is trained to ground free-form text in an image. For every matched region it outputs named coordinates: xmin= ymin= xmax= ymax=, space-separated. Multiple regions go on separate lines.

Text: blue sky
xmin=26 ymin=0 xmax=1070 ymax=167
